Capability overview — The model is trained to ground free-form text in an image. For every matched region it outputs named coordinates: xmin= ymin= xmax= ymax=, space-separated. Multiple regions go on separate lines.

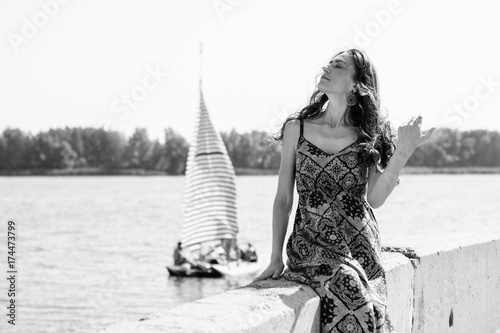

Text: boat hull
xmin=166 ymin=265 xmax=223 ymax=278
xmin=166 ymin=261 xmax=260 ymax=278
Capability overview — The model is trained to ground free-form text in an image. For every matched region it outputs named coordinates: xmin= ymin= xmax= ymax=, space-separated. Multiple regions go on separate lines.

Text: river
xmin=0 ymin=175 xmax=499 ymax=332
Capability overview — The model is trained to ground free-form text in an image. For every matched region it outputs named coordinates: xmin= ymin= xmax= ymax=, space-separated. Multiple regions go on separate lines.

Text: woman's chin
xmin=317 ymin=85 xmax=327 ymax=94
xmin=317 ymin=81 xmax=330 ymax=92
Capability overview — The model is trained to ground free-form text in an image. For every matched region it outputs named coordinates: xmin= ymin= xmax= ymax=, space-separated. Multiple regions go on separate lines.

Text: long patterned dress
xmin=282 ymin=118 xmax=396 ymax=333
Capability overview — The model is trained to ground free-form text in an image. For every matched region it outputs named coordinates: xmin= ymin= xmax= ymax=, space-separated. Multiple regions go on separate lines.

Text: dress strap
xmin=299 ymin=118 xmax=304 ymax=139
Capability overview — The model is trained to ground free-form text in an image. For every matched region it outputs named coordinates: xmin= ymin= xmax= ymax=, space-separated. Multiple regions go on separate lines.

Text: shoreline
xmin=0 ymin=166 xmax=500 ymax=176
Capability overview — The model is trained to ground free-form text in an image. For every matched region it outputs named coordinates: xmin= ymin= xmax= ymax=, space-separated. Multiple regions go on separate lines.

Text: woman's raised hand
xmin=251 ymin=258 xmax=284 ymax=283
xmin=397 ymin=115 xmax=437 ymax=156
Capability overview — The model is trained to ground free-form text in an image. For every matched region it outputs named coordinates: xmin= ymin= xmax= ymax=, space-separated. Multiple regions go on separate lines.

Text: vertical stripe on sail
xmin=181 ymin=88 xmax=238 ymax=248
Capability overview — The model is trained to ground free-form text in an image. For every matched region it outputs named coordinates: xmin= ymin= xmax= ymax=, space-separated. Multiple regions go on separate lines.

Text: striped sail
xmin=181 ymin=87 xmax=238 ymax=248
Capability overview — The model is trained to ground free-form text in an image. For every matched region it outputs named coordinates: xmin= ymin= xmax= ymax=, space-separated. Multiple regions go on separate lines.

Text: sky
xmin=1 ymin=0 xmax=500 ymax=143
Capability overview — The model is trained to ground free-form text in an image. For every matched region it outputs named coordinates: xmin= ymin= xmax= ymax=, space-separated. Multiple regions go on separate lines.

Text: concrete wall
xmin=99 ymin=238 xmax=500 ymax=333
xmin=382 ymin=252 xmax=415 ymax=332
xmin=411 ymin=238 xmax=500 ymax=333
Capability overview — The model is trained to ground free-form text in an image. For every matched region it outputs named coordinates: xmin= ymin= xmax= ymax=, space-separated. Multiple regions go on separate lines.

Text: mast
xmin=199 ymin=41 xmax=202 ymax=90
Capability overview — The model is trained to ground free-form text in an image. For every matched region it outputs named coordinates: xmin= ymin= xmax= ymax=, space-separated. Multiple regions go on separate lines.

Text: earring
xmin=346 ymin=89 xmax=357 ymax=106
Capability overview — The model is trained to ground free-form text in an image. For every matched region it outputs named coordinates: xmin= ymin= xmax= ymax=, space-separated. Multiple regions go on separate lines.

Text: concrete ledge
xmin=98 ymin=252 xmax=414 ymax=333
xmin=98 ymin=278 xmax=320 ymax=333
xmin=98 ymin=238 xmax=500 ymax=333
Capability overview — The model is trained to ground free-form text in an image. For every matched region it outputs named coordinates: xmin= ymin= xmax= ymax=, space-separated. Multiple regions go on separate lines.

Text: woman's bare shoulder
xmin=285 ymin=118 xmax=300 ymax=129
xmin=283 ymin=119 xmax=301 ymax=149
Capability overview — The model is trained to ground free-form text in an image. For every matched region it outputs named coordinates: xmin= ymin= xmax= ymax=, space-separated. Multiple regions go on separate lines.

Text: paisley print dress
xmin=282 ymin=119 xmax=396 ymax=333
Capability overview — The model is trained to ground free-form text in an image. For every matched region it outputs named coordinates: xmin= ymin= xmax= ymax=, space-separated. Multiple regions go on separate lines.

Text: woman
xmin=252 ymin=48 xmax=436 ymax=332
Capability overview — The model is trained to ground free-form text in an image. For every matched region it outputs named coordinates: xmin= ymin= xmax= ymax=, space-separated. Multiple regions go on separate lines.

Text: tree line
xmin=0 ymin=126 xmax=499 ymax=174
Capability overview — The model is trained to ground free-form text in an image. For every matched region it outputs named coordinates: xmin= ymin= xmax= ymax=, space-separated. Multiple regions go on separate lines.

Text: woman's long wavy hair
xmin=268 ymin=48 xmax=397 ymax=173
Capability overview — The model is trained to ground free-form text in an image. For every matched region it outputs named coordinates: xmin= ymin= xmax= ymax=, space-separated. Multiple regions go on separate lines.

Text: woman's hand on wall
xmin=251 ymin=258 xmax=284 ymax=282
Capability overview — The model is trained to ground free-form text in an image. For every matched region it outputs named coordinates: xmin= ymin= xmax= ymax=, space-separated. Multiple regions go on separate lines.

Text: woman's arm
xmin=367 ymin=115 xmax=437 ymax=209
xmin=366 ymin=147 xmax=410 ymax=209
xmin=252 ymin=119 xmax=299 ymax=282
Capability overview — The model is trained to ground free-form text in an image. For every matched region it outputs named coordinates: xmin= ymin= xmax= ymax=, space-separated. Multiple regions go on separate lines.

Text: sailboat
xmin=166 ymin=45 xmax=260 ymax=278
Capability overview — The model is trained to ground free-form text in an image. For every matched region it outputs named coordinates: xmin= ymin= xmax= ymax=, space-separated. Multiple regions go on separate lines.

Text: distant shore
xmin=399 ymin=166 xmax=500 ymax=174
xmin=1 ymin=166 xmax=500 ymax=176
xmin=235 ymin=166 xmax=500 ymax=175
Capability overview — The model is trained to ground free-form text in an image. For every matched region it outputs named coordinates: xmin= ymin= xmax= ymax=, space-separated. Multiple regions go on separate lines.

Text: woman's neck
xmin=319 ymin=94 xmax=350 ymax=128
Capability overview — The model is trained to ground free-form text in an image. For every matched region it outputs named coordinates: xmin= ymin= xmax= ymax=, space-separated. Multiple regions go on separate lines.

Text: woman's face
xmin=317 ymin=52 xmax=356 ymax=95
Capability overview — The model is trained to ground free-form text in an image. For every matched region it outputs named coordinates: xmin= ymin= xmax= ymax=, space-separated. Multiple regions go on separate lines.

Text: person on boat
xmin=173 ymin=242 xmax=188 ymax=266
xmin=204 ymin=243 xmax=227 ymax=264
xmin=252 ymin=48 xmax=436 ymax=332
xmin=228 ymin=244 xmax=241 ymax=265
xmin=241 ymin=242 xmax=257 ymax=262
xmin=202 ymin=245 xmax=218 ymax=264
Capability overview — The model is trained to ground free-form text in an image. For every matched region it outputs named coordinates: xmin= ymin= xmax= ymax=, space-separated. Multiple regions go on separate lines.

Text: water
xmin=0 ymin=175 xmax=499 ymax=332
